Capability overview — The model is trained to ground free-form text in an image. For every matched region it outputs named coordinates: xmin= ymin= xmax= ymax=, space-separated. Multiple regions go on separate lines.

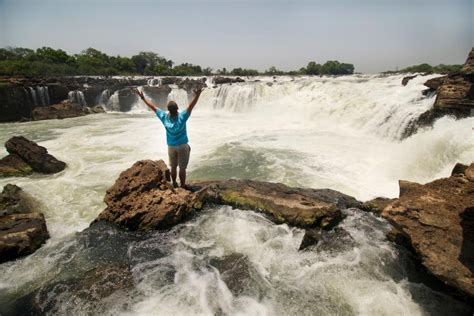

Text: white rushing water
xmin=0 ymin=74 xmax=473 ymax=315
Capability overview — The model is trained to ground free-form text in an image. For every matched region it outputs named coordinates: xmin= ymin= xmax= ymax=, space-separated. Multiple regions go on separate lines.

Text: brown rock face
xmin=0 ymin=213 xmax=49 ymax=263
xmin=96 ymin=160 xmax=201 ymax=230
xmin=401 ymin=75 xmax=417 ymax=86
xmin=0 ymin=154 xmax=33 ymax=177
xmin=409 ymin=48 xmax=474 ymax=137
xmin=193 ymin=179 xmax=360 ymax=228
xmin=380 ymin=163 xmax=474 ymax=298
xmin=0 ymin=184 xmax=49 ymax=263
xmin=31 ymin=100 xmax=85 ymax=121
xmin=5 ymin=136 xmax=66 ymax=174
xmin=95 ymin=160 xmax=361 ymax=232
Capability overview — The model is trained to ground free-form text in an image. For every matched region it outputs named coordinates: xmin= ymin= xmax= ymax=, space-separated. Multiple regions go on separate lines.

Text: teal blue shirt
xmin=156 ymin=109 xmax=190 ymax=146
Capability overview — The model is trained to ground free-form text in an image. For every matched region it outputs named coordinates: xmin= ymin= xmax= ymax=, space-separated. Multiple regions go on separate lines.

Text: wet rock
xmin=209 ymin=253 xmax=265 ymax=298
xmin=402 ymin=75 xmax=417 ymax=86
xmin=5 ymin=136 xmax=66 ymax=174
xmin=299 ymin=228 xmax=322 ymax=250
xmin=380 ymin=162 xmax=474 ymax=298
xmin=0 ymin=154 xmax=33 ymax=177
xmin=452 ymin=163 xmax=468 ymax=176
xmin=424 ymin=76 xmax=446 ymax=90
xmin=361 ymin=197 xmax=396 ymax=214
xmin=193 ymin=179 xmax=361 ymax=228
xmin=31 ymin=100 xmax=86 ymax=121
xmin=0 ymin=212 xmax=49 ymax=263
xmin=407 ymin=49 xmax=474 ymax=137
xmin=95 ymin=160 xmax=201 ymax=230
xmin=117 ymin=88 xmax=138 ymax=112
xmin=142 ymin=85 xmax=172 ymax=108
xmin=0 ymin=184 xmax=35 ymax=216
xmin=213 ymin=77 xmax=245 ymax=85
xmin=84 ymin=105 xmax=106 ymax=114
xmin=10 ymin=264 xmax=133 ymax=315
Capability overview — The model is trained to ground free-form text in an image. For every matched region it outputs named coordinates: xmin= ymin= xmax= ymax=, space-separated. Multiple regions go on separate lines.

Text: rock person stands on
xmin=135 ymin=87 xmax=203 ymax=188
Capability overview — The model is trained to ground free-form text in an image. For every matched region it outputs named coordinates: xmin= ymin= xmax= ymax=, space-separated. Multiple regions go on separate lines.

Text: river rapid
xmin=0 ymin=75 xmax=473 ymax=315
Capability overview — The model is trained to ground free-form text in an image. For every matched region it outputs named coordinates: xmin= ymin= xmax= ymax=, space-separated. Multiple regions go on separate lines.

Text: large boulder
xmin=32 ymin=100 xmax=86 ymax=121
xmin=408 ymin=48 xmax=474 ymax=136
xmin=94 ymin=160 xmax=361 ymax=232
xmin=142 ymin=85 xmax=172 ymax=108
xmin=0 ymin=154 xmax=33 ymax=177
xmin=0 ymin=184 xmax=49 ymax=263
xmin=380 ymin=163 xmax=474 ymax=298
xmin=192 ymin=179 xmax=361 ymax=228
xmin=401 ymin=75 xmax=417 ymax=86
xmin=5 ymin=136 xmax=66 ymax=174
xmin=95 ymin=160 xmax=201 ymax=230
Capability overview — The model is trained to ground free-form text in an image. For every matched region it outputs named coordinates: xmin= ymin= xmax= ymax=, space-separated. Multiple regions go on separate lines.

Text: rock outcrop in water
xmin=0 ymin=136 xmax=66 ymax=177
xmin=408 ymin=48 xmax=474 ymax=135
xmin=95 ymin=160 xmax=202 ymax=230
xmin=31 ymin=100 xmax=86 ymax=121
xmin=377 ymin=163 xmax=474 ymax=299
xmin=95 ymin=160 xmax=361 ymax=233
xmin=0 ymin=184 xmax=49 ymax=263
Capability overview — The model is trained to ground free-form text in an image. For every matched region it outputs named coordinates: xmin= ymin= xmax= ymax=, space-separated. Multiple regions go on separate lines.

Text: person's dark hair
xmin=167 ymin=101 xmax=178 ymax=118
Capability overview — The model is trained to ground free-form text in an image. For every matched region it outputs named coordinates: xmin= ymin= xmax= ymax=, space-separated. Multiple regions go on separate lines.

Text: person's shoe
xmin=180 ymin=184 xmax=189 ymax=190
xmin=172 ymin=182 xmax=178 ymax=188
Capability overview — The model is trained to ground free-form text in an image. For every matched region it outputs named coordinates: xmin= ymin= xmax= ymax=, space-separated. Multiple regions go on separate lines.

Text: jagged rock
xmin=0 ymin=184 xmax=35 ymax=216
xmin=32 ymin=100 xmax=85 ymax=121
xmin=380 ymin=162 xmax=474 ymax=298
xmin=5 ymin=136 xmax=66 ymax=174
xmin=0 ymin=184 xmax=49 ymax=263
xmin=424 ymin=76 xmax=446 ymax=90
xmin=452 ymin=163 xmax=468 ymax=176
xmin=117 ymin=88 xmax=138 ymax=112
xmin=94 ymin=160 xmax=361 ymax=231
xmin=209 ymin=253 xmax=265 ymax=298
xmin=10 ymin=264 xmax=133 ymax=315
xmin=361 ymin=197 xmax=396 ymax=214
xmin=142 ymin=85 xmax=172 ymax=108
xmin=192 ymin=179 xmax=361 ymax=228
xmin=407 ymin=49 xmax=474 ymax=137
xmin=402 ymin=75 xmax=417 ymax=86
xmin=213 ymin=77 xmax=245 ymax=85
xmin=0 ymin=154 xmax=33 ymax=177
xmin=95 ymin=160 xmax=201 ymax=230
xmin=299 ymin=228 xmax=322 ymax=250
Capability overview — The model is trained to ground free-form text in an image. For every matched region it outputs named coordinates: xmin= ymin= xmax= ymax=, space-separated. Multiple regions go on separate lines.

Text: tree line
xmin=0 ymin=46 xmax=356 ymax=77
xmin=384 ymin=63 xmax=462 ymax=74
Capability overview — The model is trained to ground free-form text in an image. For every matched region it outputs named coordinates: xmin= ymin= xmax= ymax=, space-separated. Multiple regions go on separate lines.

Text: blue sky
xmin=0 ymin=0 xmax=472 ymax=73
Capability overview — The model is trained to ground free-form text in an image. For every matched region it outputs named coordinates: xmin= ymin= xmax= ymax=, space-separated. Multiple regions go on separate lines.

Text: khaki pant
xmin=168 ymin=143 xmax=191 ymax=169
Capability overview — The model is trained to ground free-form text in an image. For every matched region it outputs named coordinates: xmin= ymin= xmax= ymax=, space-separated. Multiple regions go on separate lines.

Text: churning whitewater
xmin=0 ymin=75 xmax=473 ymax=315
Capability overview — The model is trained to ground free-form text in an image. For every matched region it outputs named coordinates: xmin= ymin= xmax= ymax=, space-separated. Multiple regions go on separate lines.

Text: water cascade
xmin=68 ymin=90 xmax=87 ymax=107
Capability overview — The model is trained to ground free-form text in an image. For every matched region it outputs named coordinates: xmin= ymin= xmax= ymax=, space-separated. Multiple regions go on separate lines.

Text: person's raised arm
xmin=186 ymin=87 xmax=203 ymax=116
xmin=134 ymin=89 xmax=158 ymax=112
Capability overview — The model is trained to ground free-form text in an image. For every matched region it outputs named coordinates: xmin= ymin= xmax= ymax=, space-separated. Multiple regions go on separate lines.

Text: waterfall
xmin=105 ymin=91 xmax=120 ymax=111
xmin=25 ymin=86 xmax=50 ymax=106
xmin=98 ymin=89 xmax=111 ymax=106
xmin=68 ymin=90 xmax=87 ymax=107
xmin=36 ymin=86 xmax=50 ymax=106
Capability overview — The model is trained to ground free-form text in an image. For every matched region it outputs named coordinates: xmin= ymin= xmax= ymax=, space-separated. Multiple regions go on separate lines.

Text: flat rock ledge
xmin=369 ymin=162 xmax=474 ymax=299
xmin=0 ymin=136 xmax=66 ymax=177
xmin=0 ymin=184 xmax=49 ymax=263
xmin=94 ymin=160 xmax=361 ymax=232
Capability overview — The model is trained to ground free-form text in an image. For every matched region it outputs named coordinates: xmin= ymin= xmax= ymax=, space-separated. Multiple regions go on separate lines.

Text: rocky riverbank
xmin=93 ymin=159 xmax=473 ymax=301
xmin=403 ymin=48 xmax=474 ymax=137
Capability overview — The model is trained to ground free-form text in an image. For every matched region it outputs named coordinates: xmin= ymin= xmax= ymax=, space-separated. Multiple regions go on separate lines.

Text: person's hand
xmin=133 ymin=88 xmax=145 ymax=100
xmin=193 ymin=86 xmax=203 ymax=95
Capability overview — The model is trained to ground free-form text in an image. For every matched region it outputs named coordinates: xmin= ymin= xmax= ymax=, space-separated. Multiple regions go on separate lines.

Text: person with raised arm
xmin=134 ymin=87 xmax=203 ymax=189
